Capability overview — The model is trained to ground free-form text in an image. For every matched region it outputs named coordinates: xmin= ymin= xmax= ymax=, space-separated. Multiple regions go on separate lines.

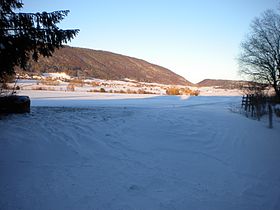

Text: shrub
xmin=67 ymin=84 xmax=75 ymax=91
xmin=166 ymin=87 xmax=180 ymax=95
xmin=88 ymin=89 xmax=97 ymax=93
xmin=137 ymin=89 xmax=146 ymax=94
xmin=137 ymin=89 xmax=154 ymax=94
xmin=41 ymin=78 xmax=60 ymax=86
xmin=70 ymin=78 xmax=84 ymax=87
xmin=1 ymin=83 xmax=9 ymax=90
xmin=32 ymin=86 xmax=55 ymax=91
xmin=126 ymin=89 xmax=137 ymax=94
xmin=91 ymin=82 xmax=100 ymax=87
xmin=166 ymin=87 xmax=200 ymax=96
xmin=47 ymin=79 xmax=58 ymax=86
xmin=88 ymin=88 xmax=107 ymax=93
xmin=190 ymin=90 xmax=200 ymax=96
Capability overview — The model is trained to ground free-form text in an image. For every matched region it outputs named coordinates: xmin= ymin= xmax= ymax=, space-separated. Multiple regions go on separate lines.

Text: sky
xmin=22 ymin=0 xmax=278 ymax=83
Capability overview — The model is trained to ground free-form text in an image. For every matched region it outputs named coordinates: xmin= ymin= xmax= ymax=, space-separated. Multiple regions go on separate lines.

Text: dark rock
xmin=0 ymin=95 xmax=30 ymax=114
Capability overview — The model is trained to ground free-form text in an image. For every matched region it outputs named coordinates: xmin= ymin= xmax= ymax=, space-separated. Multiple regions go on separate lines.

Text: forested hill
xmin=24 ymin=46 xmax=192 ymax=86
xmin=196 ymin=79 xmax=248 ymax=89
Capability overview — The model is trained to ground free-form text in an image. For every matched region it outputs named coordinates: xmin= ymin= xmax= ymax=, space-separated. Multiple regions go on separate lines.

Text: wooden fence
xmin=241 ymin=94 xmax=267 ymax=120
xmin=241 ymin=94 xmax=273 ymax=128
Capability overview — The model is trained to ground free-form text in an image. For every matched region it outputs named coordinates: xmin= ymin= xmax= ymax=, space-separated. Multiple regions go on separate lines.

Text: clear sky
xmin=22 ymin=0 xmax=278 ymax=83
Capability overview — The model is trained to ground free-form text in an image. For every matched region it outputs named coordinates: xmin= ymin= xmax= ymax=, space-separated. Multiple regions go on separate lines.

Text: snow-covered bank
xmin=0 ymin=94 xmax=279 ymax=210
xmin=18 ymin=90 xmax=240 ymax=108
xmin=14 ymin=78 xmax=243 ymax=96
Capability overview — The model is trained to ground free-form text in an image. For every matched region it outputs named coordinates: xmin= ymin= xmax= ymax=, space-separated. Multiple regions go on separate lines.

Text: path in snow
xmin=0 ymin=95 xmax=280 ymax=210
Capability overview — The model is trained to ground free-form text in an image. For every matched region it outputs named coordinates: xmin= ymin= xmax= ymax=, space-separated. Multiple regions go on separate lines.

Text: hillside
xmin=23 ymin=46 xmax=192 ymax=86
xmin=196 ymin=79 xmax=247 ymax=89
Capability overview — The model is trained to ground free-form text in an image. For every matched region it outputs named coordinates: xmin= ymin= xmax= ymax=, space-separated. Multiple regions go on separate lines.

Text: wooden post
xmin=268 ymin=104 xmax=273 ymax=129
xmin=245 ymin=95 xmax=248 ymax=111
xmin=256 ymin=104 xmax=260 ymax=121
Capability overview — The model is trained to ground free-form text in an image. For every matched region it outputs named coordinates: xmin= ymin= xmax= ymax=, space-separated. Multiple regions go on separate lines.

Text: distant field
xmin=12 ymin=77 xmax=243 ymax=97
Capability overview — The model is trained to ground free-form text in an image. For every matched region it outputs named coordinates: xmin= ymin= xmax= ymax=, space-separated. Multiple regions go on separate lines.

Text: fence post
xmin=268 ymin=104 xmax=273 ymax=129
xmin=244 ymin=95 xmax=249 ymax=117
xmin=256 ymin=104 xmax=260 ymax=121
xmin=245 ymin=95 xmax=248 ymax=111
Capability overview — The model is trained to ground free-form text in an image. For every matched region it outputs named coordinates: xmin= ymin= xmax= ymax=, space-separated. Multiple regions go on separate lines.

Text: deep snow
xmin=0 ymin=91 xmax=280 ymax=210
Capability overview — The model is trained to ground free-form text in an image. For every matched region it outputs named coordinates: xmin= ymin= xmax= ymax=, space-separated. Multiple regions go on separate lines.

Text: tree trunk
xmin=273 ymin=82 xmax=280 ymax=99
xmin=275 ymin=88 xmax=280 ymax=99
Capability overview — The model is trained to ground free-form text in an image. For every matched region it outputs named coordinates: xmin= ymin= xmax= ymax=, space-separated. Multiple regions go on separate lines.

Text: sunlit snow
xmin=1 ymin=91 xmax=279 ymax=210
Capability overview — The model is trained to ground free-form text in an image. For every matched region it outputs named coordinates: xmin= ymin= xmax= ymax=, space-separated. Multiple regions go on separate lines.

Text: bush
xmin=41 ymin=78 xmax=60 ymax=86
xmin=32 ymin=86 xmax=55 ymax=91
xmin=190 ymin=90 xmax=200 ymax=96
xmin=127 ymin=89 xmax=137 ymax=94
xmin=166 ymin=87 xmax=200 ymax=96
xmin=91 ymin=82 xmax=100 ymax=87
xmin=88 ymin=88 xmax=107 ymax=93
xmin=1 ymin=83 xmax=9 ymax=90
xmin=67 ymin=84 xmax=75 ymax=91
xmin=70 ymin=78 xmax=84 ymax=87
xmin=166 ymin=87 xmax=180 ymax=95
xmin=137 ymin=89 xmax=146 ymax=94
xmin=137 ymin=89 xmax=154 ymax=94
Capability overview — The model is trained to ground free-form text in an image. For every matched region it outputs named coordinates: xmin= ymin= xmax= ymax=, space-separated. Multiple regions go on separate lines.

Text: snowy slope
xmin=0 ymin=93 xmax=280 ymax=210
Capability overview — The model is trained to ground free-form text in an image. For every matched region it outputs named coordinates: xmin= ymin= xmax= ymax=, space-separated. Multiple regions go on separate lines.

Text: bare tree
xmin=239 ymin=9 xmax=280 ymax=98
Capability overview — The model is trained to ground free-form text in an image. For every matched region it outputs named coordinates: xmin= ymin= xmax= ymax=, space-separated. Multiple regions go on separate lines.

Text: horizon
xmin=21 ymin=0 xmax=278 ymax=83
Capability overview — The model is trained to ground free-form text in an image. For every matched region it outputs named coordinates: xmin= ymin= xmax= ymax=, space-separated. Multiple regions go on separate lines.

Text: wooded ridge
xmin=22 ymin=46 xmax=192 ymax=86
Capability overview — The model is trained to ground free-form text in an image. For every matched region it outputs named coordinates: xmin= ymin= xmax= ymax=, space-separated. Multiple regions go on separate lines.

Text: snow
xmin=198 ymin=87 xmax=242 ymax=96
xmin=42 ymin=72 xmax=71 ymax=80
xmin=1 ymin=91 xmax=280 ymax=210
xmin=14 ymin=78 xmax=243 ymax=96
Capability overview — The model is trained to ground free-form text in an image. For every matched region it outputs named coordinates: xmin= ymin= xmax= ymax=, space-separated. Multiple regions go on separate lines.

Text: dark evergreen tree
xmin=0 ymin=0 xmax=79 ymax=81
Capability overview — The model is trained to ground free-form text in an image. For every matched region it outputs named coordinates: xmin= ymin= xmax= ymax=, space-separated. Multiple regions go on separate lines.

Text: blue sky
xmin=22 ymin=0 xmax=278 ymax=83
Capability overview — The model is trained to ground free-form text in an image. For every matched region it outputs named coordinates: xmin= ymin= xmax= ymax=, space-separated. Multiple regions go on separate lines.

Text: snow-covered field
xmin=13 ymin=77 xmax=243 ymax=96
xmin=1 ymin=91 xmax=280 ymax=210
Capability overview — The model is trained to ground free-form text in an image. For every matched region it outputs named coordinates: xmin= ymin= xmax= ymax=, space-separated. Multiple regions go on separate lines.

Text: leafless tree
xmin=239 ymin=9 xmax=280 ymax=98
